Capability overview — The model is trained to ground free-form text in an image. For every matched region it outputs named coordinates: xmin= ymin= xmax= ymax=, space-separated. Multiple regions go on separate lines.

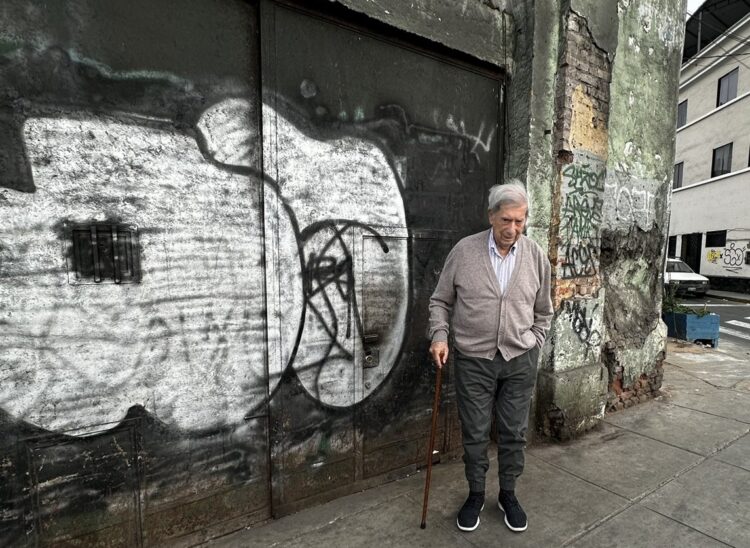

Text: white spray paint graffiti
xmin=603 ymin=171 xmax=657 ymax=231
xmin=265 ymin=99 xmax=409 ymax=407
xmin=1 ymin=114 xmax=267 ymax=435
xmin=445 ymin=114 xmax=495 ymax=155
xmin=0 ymin=99 xmax=409 ymax=434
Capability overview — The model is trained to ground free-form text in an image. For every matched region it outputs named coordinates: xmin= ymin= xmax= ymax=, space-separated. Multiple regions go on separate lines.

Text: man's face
xmin=489 ymin=203 xmax=528 ymax=250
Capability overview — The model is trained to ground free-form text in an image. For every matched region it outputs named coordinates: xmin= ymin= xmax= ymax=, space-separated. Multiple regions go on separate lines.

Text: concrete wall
xmin=675 ymin=17 xmax=750 ymax=188
xmin=600 ymin=0 xmax=684 ymax=412
xmin=671 ymin=14 xmax=750 ymax=289
xmin=0 ymin=0 xmax=506 ymax=544
xmin=671 ymin=175 xmax=750 ymax=280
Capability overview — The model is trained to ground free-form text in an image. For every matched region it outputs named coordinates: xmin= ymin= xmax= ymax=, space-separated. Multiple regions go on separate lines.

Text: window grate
xmin=67 ymin=223 xmax=140 ymax=284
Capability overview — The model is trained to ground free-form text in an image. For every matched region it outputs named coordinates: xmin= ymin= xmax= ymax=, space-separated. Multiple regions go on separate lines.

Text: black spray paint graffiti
xmin=561 ymin=299 xmax=602 ymax=348
xmin=0 ymin=18 xmax=501 ymax=547
xmin=298 ymin=220 xmax=390 ymax=402
xmin=706 ymin=241 xmax=749 ymax=273
xmin=0 ymin=46 xmax=495 ymax=431
xmin=559 ymin=159 xmax=605 ymax=279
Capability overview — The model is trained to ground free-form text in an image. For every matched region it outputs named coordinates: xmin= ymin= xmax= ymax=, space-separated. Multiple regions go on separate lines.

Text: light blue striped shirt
xmin=488 ymin=230 xmax=517 ymax=294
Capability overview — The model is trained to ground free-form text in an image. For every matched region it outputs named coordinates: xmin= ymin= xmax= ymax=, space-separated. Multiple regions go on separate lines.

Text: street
xmin=678 ymin=295 xmax=750 ymax=355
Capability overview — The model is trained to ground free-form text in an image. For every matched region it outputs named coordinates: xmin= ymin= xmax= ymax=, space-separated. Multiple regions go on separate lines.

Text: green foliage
xmin=662 ymin=285 xmax=710 ymax=317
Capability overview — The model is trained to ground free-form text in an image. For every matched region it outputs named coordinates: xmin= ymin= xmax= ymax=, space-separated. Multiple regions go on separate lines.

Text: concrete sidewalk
xmin=210 ymin=340 xmax=750 ymax=548
xmin=706 ymin=289 xmax=750 ymax=304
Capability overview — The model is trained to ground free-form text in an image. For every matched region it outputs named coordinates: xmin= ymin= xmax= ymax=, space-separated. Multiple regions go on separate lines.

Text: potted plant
xmin=661 ymin=285 xmax=720 ymax=347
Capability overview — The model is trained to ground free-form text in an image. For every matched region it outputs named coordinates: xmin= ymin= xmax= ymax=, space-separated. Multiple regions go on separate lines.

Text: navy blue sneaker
xmin=456 ymin=491 xmax=485 ymax=531
xmin=498 ymin=490 xmax=527 ymax=532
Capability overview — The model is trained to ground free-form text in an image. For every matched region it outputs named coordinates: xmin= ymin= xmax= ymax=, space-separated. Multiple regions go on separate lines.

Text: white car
xmin=664 ymin=258 xmax=709 ymax=296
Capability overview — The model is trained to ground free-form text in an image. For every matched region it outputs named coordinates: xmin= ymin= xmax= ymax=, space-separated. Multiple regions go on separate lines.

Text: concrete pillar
xmin=515 ymin=0 xmax=685 ymax=439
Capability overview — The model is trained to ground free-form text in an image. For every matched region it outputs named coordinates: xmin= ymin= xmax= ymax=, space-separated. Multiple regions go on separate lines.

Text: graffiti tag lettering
xmin=559 ymin=159 xmax=605 ymax=279
xmin=561 ymin=299 xmax=602 ymax=348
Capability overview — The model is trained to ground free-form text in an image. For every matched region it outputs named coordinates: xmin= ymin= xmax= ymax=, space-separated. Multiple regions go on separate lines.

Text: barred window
xmin=68 ymin=224 xmax=140 ymax=284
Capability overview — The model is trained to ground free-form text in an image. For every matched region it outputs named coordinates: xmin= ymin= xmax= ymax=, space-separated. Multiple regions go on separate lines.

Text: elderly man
xmin=428 ymin=180 xmax=553 ymax=533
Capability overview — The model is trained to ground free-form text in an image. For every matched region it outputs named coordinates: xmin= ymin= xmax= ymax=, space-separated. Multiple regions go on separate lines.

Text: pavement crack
xmin=666 ymin=363 xmax=742 ymax=391
xmin=558 ymin=425 xmax=749 ymax=547
xmin=643 ymin=507 xmax=736 ymax=547
xmin=667 ymin=401 xmax=750 ymax=425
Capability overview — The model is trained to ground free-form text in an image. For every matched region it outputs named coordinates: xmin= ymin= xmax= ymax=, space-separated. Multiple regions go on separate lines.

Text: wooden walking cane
xmin=420 ymin=364 xmax=443 ymax=529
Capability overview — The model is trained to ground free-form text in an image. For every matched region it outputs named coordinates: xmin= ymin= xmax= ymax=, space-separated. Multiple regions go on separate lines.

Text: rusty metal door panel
xmin=22 ymin=423 xmax=142 ymax=547
xmin=261 ymin=0 xmax=503 ymax=510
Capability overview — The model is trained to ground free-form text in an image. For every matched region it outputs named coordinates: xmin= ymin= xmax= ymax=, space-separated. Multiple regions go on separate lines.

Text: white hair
xmin=488 ymin=179 xmax=529 ymax=216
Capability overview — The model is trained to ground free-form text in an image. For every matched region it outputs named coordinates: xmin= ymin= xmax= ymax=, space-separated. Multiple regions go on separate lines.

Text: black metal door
xmin=681 ymin=233 xmax=702 ymax=273
xmin=261 ymin=0 xmax=503 ymax=513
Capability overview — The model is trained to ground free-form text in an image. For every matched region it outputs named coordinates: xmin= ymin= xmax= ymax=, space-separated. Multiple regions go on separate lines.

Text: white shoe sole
xmin=498 ymin=500 xmax=528 ymax=532
xmin=456 ymin=503 xmax=484 ymax=532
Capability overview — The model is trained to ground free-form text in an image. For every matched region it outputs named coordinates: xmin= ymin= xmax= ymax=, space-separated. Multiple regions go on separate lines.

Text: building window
xmin=667 ymin=236 xmax=677 ymax=257
xmin=717 ymin=67 xmax=738 ymax=107
xmin=705 ymin=230 xmax=726 ymax=247
xmin=67 ymin=223 xmax=140 ymax=284
xmin=677 ymin=100 xmax=687 ymax=128
xmin=711 ymin=143 xmax=733 ymax=178
xmin=673 ymin=162 xmax=683 ymax=189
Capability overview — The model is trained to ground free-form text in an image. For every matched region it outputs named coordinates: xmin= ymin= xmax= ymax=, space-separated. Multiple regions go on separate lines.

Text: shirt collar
xmin=488 ymin=230 xmax=518 ymax=257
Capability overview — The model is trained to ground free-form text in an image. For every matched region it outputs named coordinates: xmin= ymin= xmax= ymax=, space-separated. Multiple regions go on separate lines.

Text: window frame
xmin=711 ymin=143 xmax=733 ymax=178
xmin=673 ymin=161 xmax=684 ymax=189
xmin=705 ymin=230 xmax=727 ymax=248
xmin=716 ymin=67 xmax=739 ymax=107
xmin=667 ymin=235 xmax=677 ymax=257
xmin=677 ymin=99 xmax=687 ymax=128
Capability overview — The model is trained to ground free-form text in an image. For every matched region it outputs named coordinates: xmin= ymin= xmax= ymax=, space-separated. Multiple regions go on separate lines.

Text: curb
xmin=706 ymin=291 xmax=750 ymax=304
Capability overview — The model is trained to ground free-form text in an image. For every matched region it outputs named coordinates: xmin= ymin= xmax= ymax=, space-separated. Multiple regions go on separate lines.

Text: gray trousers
xmin=454 ymin=347 xmax=539 ymax=492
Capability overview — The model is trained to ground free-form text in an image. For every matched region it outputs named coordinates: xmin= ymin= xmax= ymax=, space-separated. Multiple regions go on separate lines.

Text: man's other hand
xmin=429 ymin=341 xmax=449 ymax=368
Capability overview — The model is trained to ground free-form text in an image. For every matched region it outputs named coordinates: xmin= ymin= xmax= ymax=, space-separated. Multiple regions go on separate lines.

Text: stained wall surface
xmin=0 ymin=0 xmax=504 ymax=544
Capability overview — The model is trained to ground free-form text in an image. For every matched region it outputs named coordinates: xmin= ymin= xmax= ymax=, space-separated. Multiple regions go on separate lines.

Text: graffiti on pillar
xmin=603 ymin=173 xmax=657 ymax=230
xmin=559 ymin=153 xmax=605 ymax=279
xmin=561 ymin=298 xmax=602 ymax=348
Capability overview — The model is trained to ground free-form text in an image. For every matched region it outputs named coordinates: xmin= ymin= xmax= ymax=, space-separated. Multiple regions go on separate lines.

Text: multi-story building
xmin=670 ymin=1 xmax=750 ymax=291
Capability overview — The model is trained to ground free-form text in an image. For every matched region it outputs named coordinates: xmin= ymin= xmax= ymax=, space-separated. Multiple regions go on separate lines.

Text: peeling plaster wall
xmin=532 ymin=0 xmax=684 ymax=437
xmin=536 ymin=8 xmax=612 ymax=439
xmin=601 ymin=0 xmax=685 ymax=409
xmin=507 ymin=0 xmax=560 ymax=253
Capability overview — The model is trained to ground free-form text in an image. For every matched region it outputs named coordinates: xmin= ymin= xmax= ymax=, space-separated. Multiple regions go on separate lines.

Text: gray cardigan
xmin=428 ymin=230 xmax=553 ymax=361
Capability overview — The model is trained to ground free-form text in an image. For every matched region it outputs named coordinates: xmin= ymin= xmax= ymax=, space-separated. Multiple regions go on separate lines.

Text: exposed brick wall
xmin=607 ymin=357 xmax=665 ymax=412
xmin=537 ymin=8 xmax=615 ymax=441
xmin=554 ymin=11 xmax=611 ymax=157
